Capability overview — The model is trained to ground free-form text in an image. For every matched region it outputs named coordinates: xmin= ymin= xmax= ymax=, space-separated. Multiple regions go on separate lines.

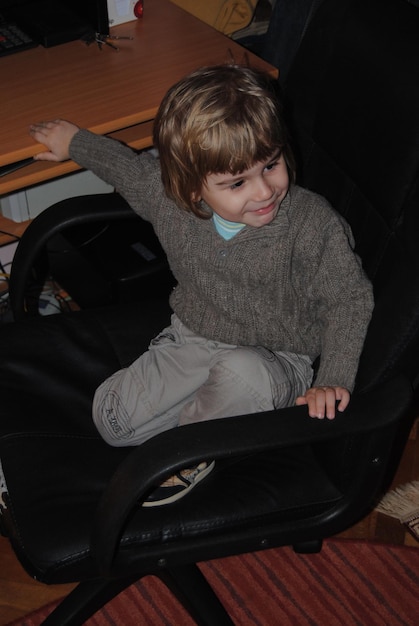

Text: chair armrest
xmin=9 ymin=193 xmax=135 ymax=320
xmin=91 ymin=374 xmax=412 ymax=572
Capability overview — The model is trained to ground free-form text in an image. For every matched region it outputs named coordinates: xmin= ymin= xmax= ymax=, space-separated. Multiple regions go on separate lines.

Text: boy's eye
xmin=265 ymin=160 xmax=279 ymax=172
xmin=231 ymin=179 xmax=244 ymax=189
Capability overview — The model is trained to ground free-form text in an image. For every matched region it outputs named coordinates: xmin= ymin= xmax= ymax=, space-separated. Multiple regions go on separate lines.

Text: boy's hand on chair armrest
xmin=295 ymin=386 xmax=350 ymax=420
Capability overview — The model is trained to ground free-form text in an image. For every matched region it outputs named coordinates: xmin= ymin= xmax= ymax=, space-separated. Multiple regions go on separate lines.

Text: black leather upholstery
xmin=1 ymin=1 xmax=418 ymax=624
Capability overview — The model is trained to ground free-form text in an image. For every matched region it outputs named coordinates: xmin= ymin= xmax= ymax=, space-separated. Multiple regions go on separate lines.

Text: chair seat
xmin=0 ymin=301 xmax=342 ymax=584
xmin=1 ymin=430 xmax=340 ymax=583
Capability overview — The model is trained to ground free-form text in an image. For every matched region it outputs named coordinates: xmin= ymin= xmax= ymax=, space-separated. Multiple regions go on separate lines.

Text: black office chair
xmin=1 ymin=0 xmax=418 ymax=624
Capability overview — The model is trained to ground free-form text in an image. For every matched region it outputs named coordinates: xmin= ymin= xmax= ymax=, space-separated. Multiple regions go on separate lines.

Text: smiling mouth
xmin=253 ymin=202 xmax=276 ymax=215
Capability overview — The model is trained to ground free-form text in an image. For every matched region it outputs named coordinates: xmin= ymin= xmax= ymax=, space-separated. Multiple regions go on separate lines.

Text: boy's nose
xmin=253 ymin=177 xmax=273 ymax=201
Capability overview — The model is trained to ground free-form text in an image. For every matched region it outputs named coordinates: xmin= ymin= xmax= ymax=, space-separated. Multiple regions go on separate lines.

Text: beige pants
xmin=92 ymin=314 xmax=313 ymax=447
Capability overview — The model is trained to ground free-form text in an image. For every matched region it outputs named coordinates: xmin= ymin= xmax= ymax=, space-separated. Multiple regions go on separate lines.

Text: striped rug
xmin=8 ymin=540 xmax=418 ymax=626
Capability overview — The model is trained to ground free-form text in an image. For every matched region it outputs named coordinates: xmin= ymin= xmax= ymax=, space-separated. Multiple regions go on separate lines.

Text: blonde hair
xmin=153 ymin=64 xmax=296 ymax=218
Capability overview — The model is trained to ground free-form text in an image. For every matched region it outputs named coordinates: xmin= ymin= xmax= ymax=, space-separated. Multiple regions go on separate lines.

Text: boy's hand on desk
xmin=29 ymin=119 xmax=79 ymax=162
xmin=295 ymin=386 xmax=350 ymax=420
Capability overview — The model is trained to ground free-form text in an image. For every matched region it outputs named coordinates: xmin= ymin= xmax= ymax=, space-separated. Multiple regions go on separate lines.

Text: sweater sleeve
xmin=308 ymin=212 xmax=374 ymax=392
xmin=68 ymin=129 xmax=163 ymax=221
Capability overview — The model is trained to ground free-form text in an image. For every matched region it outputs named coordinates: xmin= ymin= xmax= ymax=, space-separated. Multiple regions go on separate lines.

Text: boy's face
xmin=197 ymin=151 xmax=289 ymax=227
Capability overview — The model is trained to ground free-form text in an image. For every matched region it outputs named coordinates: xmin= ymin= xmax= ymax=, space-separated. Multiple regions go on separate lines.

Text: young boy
xmin=29 ymin=64 xmax=374 ymax=506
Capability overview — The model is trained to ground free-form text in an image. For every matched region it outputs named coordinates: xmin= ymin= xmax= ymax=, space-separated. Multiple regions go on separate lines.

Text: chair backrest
xmin=261 ymin=0 xmax=324 ymax=82
xmin=283 ymin=0 xmax=419 ymax=392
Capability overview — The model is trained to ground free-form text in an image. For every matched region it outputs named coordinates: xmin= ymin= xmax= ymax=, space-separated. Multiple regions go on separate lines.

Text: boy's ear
xmin=191 ymin=190 xmax=201 ymax=202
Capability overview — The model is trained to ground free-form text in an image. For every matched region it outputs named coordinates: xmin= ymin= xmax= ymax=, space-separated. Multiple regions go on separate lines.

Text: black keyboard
xmin=0 ymin=17 xmax=37 ymax=57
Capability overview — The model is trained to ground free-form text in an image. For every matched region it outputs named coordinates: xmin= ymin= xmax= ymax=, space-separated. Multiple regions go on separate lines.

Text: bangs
xmin=187 ymin=110 xmax=284 ymax=178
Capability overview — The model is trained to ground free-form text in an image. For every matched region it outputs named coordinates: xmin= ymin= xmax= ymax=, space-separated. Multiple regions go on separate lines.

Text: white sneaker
xmin=142 ymin=461 xmax=215 ymax=507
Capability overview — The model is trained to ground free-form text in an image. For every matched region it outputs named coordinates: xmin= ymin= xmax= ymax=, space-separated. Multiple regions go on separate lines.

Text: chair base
xmin=41 ymin=564 xmax=234 ymax=626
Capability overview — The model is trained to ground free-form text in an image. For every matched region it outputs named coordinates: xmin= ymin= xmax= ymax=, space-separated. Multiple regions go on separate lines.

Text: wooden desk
xmin=0 ymin=0 xmax=276 ymax=198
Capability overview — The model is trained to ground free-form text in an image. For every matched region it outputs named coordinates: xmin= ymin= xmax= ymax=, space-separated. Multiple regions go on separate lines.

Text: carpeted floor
xmin=7 ymin=539 xmax=418 ymax=626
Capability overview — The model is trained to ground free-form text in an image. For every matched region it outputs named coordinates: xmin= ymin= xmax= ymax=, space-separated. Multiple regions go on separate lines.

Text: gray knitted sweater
xmin=70 ymin=130 xmax=374 ymax=392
